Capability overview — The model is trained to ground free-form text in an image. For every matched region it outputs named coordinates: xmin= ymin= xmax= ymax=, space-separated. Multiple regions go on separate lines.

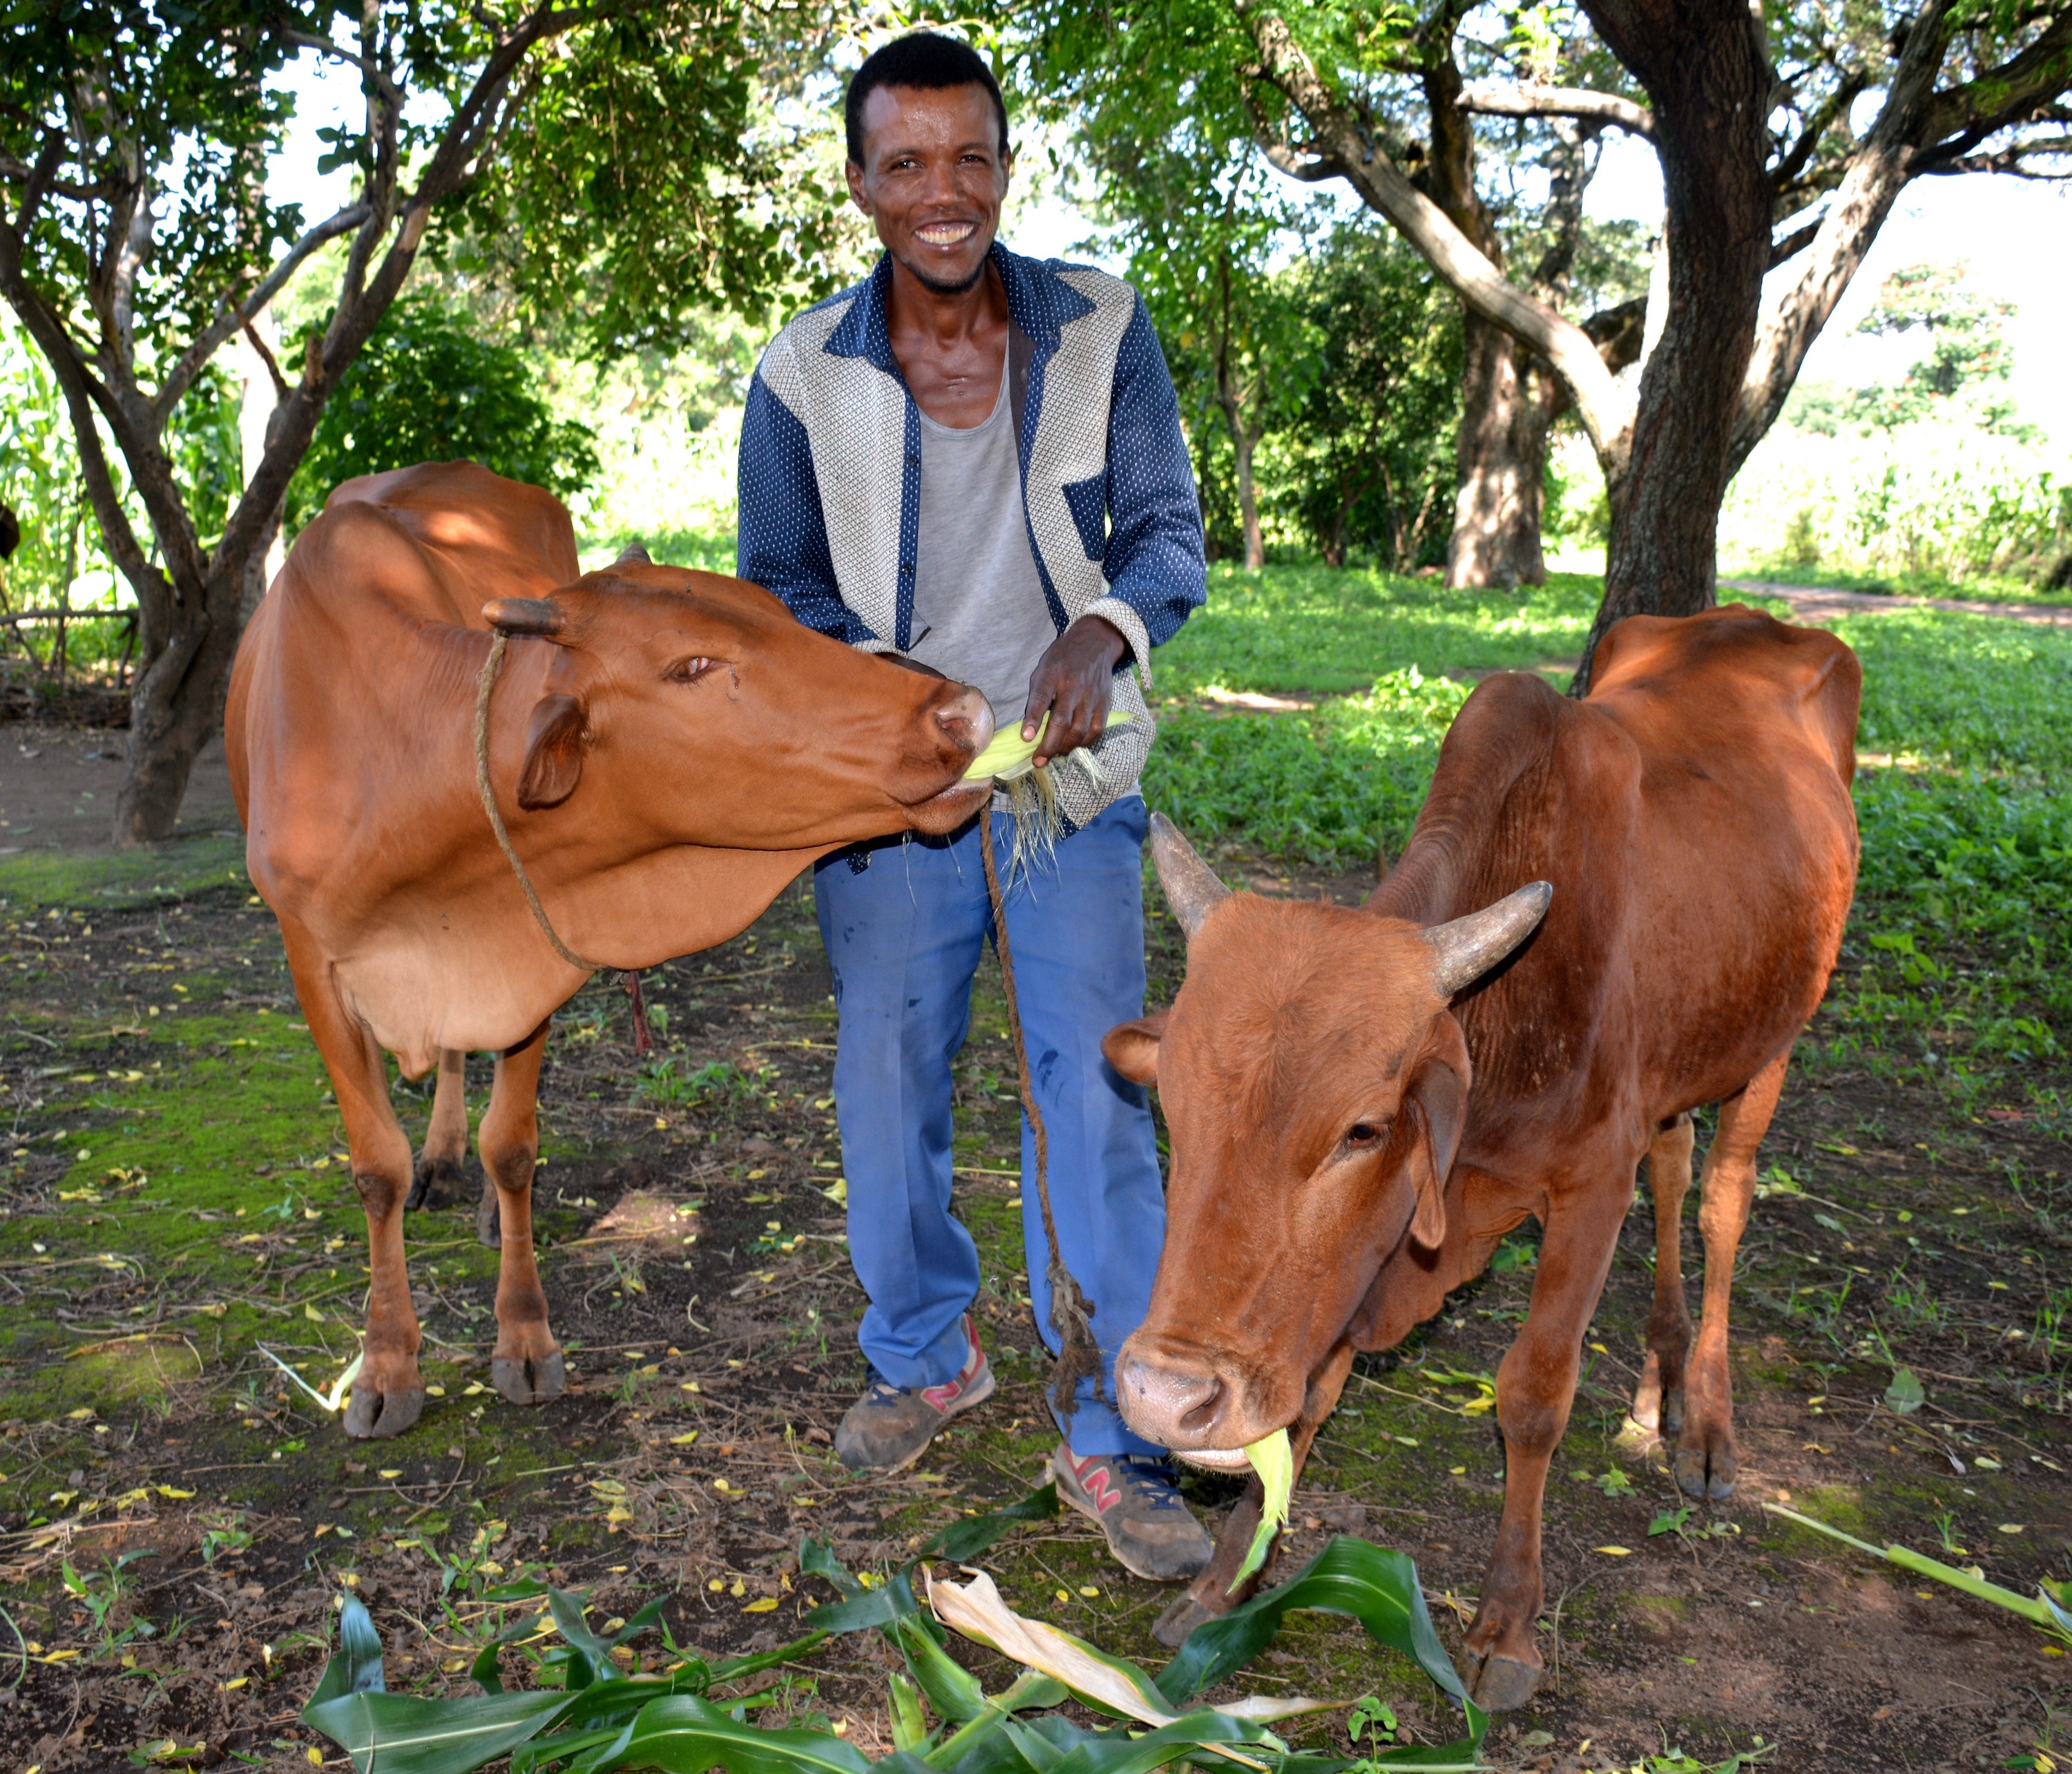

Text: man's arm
xmin=1086 ymin=294 xmax=1208 ymax=669
xmin=737 ymin=360 xmax=883 ymax=647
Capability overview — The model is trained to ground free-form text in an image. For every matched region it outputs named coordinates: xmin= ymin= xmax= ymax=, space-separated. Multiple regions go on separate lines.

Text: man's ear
xmin=518 ymin=694 xmax=587 ymax=810
xmin=1401 ymin=1015 xmax=1471 ymax=1252
xmin=1101 ymin=1009 xmax=1169 ymax=1086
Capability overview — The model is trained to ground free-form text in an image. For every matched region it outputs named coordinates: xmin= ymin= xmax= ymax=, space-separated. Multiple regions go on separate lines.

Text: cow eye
xmin=667 ymin=656 xmax=713 ymax=684
xmin=1345 ymin=1121 xmax=1385 ymax=1150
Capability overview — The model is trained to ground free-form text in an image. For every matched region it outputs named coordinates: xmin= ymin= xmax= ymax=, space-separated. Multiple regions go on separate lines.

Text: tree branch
xmin=1238 ymin=1 xmax=1633 ymax=470
xmin=1768 ymin=216 xmax=1822 ymax=266
xmin=151 ymin=200 xmax=370 ymax=425
xmin=1455 ymin=80 xmax=1657 ymax=142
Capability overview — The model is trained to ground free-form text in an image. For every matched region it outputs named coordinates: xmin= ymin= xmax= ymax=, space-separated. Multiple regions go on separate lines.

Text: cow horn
xmin=1422 ymin=881 xmax=1553 ymax=996
xmin=613 ymin=542 xmax=651 ymax=566
xmin=1149 ymin=812 xmax=1231 ymax=940
xmin=482 ymin=598 xmax=566 ymax=637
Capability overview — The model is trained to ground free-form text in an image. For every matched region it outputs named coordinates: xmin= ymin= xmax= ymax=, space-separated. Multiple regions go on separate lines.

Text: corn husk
xmin=962 ymin=710 xmax=1134 ymax=782
xmin=1230 ymin=1429 xmax=1294 ymax=1592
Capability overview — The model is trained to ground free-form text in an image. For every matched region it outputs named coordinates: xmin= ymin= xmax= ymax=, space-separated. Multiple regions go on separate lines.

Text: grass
xmin=1138 ymin=565 xmax=2072 ymax=1118
xmin=0 ymin=832 xmax=246 ymax=910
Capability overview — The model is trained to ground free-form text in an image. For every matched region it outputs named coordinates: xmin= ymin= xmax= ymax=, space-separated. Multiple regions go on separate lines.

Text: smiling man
xmin=737 ymin=32 xmax=1210 ymax=1581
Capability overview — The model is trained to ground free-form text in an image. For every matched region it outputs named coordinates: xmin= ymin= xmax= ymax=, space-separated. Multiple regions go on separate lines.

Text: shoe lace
xmin=1108 ymin=1456 xmax=1187 ymax=1510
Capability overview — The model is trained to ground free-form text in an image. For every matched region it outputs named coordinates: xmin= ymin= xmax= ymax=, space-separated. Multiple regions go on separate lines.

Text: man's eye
xmin=669 ymin=657 xmax=711 ymax=684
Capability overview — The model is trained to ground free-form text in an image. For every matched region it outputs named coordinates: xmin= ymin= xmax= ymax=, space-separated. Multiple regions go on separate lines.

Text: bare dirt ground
xmin=1 ymin=784 xmax=2069 ymax=1773
xmin=1 ymin=724 xmax=239 ymax=856
xmin=1727 ymin=579 xmax=2072 ymax=630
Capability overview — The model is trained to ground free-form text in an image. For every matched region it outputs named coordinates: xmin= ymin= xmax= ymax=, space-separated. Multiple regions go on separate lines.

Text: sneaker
xmin=834 ymin=1313 xmax=995 ymax=1473
xmin=1053 ymin=1442 xmax=1215 ymax=1581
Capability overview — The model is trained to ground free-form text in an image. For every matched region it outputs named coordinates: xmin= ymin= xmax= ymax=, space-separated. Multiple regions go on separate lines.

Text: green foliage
xmin=1263 ymin=225 xmax=1461 ymax=571
xmin=286 ymin=294 xmax=599 ymax=533
xmin=1848 ymin=264 xmax=2023 ymax=434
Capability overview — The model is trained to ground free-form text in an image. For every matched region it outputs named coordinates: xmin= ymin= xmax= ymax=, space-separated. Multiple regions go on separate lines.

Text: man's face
xmin=847 ymin=82 xmax=1011 ymax=296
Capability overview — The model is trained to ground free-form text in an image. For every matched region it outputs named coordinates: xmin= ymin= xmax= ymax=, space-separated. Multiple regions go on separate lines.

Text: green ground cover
xmin=3 ymin=568 xmax=2070 ymax=1771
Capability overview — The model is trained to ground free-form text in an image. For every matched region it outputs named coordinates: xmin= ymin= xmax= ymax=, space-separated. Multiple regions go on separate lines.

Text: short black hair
xmin=845 ymin=32 xmax=1010 ymax=166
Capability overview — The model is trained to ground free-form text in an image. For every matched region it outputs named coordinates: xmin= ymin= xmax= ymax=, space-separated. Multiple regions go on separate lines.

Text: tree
xmin=1006 ymin=0 xmax=1645 ymax=588
xmin=1226 ymin=0 xmax=2072 ymax=680
xmin=1269 ymin=222 xmax=1461 ymax=570
xmin=1847 ymin=262 xmax=2022 ymax=432
xmin=0 ymin=1 xmax=818 ymax=843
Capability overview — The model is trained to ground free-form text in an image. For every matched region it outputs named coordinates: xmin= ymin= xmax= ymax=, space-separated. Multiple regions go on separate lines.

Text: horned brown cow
xmin=226 ymin=461 xmax=992 ymax=1440
xmin=1102 ymin=605 xmax=1860 ymax=1710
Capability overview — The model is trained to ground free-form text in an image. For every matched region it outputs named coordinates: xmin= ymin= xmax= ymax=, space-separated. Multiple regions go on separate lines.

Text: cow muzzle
xmin=1115 ymin=1342 xmax=1268 ymax=1471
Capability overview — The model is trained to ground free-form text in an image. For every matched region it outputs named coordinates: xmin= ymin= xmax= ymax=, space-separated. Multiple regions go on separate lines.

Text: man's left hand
xmin=1022 ymin=616 xmax=1129 ymax=767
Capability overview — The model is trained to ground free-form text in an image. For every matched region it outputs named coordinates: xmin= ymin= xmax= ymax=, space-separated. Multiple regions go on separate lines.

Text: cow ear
xmin=1102 ymin=1009 xmax=1169 ymax=1085
xmin=517 ymin=693 xmax=586 ymax=809
xmin=1401 ymin=1022 xmax=1470 ymax=1252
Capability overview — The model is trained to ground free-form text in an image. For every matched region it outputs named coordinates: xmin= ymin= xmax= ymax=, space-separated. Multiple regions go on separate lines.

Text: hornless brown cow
xmin=1102 ymin=606 xmax=1859 ymax=1710
xmin=227 ymin=462 xmax=992 ymax=1440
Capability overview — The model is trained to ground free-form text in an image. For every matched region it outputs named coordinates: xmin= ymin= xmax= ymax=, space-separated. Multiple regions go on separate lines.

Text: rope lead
xmin=980 ymin=811 xmax=1103 ymax=1434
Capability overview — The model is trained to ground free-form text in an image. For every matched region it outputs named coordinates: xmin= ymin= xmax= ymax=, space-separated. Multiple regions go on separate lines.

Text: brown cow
xmin=226 ymin=461 xmax=992 ymax=1440
xmin=1102 ymin=606 xmax=1859 ymax=1710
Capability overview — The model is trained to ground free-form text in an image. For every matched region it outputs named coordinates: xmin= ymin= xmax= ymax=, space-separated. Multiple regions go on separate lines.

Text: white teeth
xmin=917 ymin=223 xmax=974 ymax=244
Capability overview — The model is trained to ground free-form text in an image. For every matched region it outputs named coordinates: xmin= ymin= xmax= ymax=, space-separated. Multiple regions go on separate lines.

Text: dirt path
xmin=1 ymin=723 xmax=240 ymax=856
xmin=1727 ymin=577 xmax=2072 ymax=629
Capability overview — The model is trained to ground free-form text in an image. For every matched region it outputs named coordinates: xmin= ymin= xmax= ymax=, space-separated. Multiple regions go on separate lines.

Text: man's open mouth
xmin=914 ymin=220 xmax=977 ymax=247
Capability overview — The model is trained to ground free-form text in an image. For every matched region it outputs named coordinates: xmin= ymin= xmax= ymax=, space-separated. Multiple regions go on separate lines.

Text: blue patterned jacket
xmin=737 ymin=242 xmax=1205 ymax=827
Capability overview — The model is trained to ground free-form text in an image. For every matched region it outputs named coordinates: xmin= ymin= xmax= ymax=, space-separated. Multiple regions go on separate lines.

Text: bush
xmin=287 ymin=294 xmax=599 ymax=533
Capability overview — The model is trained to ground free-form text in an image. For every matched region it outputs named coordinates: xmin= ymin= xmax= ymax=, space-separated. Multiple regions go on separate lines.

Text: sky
xmin=268 ymin=53 xmax=2072 ymax=449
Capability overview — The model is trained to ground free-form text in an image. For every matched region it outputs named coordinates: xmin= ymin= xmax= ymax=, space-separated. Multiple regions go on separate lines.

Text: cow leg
xmin=1152 ymin=1340 xmax=1356 ymax=1649
xmin=281 ymin=926 xmax=425 ymax=1440
xmin=405 ymin=1049 xmax=471 ymax=1212
xmin=481 ymin=1019 xmax=564 ymax=1407
xmin=1627 ymin=1114 xmax=1695 ymax=1439
xmin=1676 ymin=1049 xmax=1790 ymax=1503
xmin=1460 ymin=1188 xmax=1627 ymax=1712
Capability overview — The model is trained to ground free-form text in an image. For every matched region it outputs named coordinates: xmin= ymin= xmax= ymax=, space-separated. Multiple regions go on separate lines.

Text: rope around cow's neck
xmin=472 ymin=634 xmax=658 ymax=1057
xmin=979 ymin=810 xmax=1104 ymax=1433
xmin=474 ymin=630 xmax=601 ymax=975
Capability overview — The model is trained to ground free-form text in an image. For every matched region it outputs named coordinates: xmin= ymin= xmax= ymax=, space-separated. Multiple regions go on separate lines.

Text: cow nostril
xmin=935 ymin=689 xmax=994 ymax=756
xmin=1178 ymin=1376 xmax=1225 ymax=1436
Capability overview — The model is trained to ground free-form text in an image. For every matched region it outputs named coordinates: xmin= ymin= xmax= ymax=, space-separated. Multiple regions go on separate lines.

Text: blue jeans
xmin=814 ymin=794 xmax=1167 ymax=1458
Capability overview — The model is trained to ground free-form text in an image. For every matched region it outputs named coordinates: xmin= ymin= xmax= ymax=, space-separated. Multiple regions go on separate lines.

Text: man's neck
xmin=884 ymin=249 xmax=1009 ymax=350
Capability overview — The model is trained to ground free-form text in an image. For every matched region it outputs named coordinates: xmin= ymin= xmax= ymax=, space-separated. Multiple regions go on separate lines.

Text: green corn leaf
xmin=1047 ymin=1708 xmax=1275 ymax=1774
xmin=468 ymin=1639 xmax=503 ymax=1695
xmin=921 ymin=1484 xmax=1062 ymax=1561
xmin=801 ymin=1536 xmax=865 ymax=1600
xmin=1765 ymin=1503 xmax=2061 ymax=1630
xmin=573 ymin=1694 xmax=879 ymax=1773
xmin=1229 ymin=1431 xmax=1293 ymax=1594
xmin=306 ymin=1596 xmax=386 ymax=1707
xmin=1155 ymin=1536 xmax=1485 ymax=1764
xmin=924 ymin=1670 xmax=1072 ymax=1768
xmin=892 ymin=1614 xmax=988 ymax=1725
xmin=707 ymin=1630 xmax=829 ymax=1687
xmin=804 ymin=1590 xmax=913 ymax=1633
xmin=889 ymin=1671 xmax=933 ymax=1753
xmin=548 ymin=1587 xmax=620 ymax=1663
xmin=303 ymin=1690 xmax=575 ymax=1774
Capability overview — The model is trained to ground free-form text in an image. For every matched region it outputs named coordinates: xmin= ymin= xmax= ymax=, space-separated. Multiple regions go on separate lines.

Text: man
xmin=736 ymin=32 xmax=1211 ymax=1581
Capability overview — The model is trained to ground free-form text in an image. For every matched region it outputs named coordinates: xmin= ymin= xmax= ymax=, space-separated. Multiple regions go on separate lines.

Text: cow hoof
xmin=407 ymin=1155 xmax=466 ymax=1212
xmin=1674 ymin=1441 xmax=1736 ymax=1502
xmin=1457 ymin=1648 xmax=1542 ymax=1713
xmin=343 ymin=1384 xmax=425 ymax=1440
xmin=1153 ymin=1594 xmax=1218 ymax=1650
xmin=492 ymin=1351 xmax=564 ymax=1406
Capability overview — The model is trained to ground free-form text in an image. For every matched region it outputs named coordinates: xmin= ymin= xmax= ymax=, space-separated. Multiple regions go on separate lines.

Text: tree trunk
xmin=1234 ymin=425 xmax=1264 ymax=571
xmin=1573 ymin=0 xmax=1773 ymax=687
xmin=1447 ymin=314 xmax=1552 ymax=587
xmin=115 ymin=560 xmax=249 ymax=842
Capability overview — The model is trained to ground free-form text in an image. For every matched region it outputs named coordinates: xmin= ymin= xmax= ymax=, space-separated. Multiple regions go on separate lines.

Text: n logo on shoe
xmin=1073 ymin=1453 xmax=1122 ymax=1514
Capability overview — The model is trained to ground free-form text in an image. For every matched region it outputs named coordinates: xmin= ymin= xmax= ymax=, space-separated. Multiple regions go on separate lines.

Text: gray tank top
xmin=905 ymin=361 xmax=1059 ymax=734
